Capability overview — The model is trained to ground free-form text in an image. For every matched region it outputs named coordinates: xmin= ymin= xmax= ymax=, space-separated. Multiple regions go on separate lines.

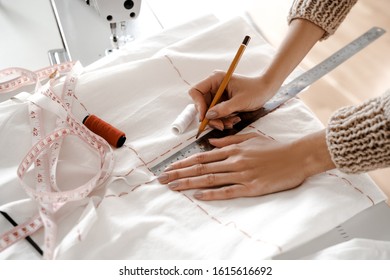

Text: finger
xmin=167 ymin=148 xmax=228 ymax=171
xmin=208 ymin=132 xmax=259 ymax=148
xmin=158 ymin=150 xmax=229 ymax=184
xmin=168 ymin=172 xmax=241 ymax=191
xmin=205 ymin=114 xmax=241 ymax=131
xmin=188 ymin=87 xmax=209 ymax=121
xmin=189 ymin=72 xmax=225 ymax=120
xmin=161 ymin=155 xmax=234 ymax=185
xmin=221 ymin=115 xmax=241 ymax=129
xmin=193 ymin=184 xmax=252 ymax=200
xmin=206 ymin=98 xmax=244 ymax=120
xmin=208 ymin=119 xmax=225 ymax=131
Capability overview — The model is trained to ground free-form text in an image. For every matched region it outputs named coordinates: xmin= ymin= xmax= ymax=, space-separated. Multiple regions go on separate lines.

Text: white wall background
xmin=0 ymin=0 xmax=63 ymax=70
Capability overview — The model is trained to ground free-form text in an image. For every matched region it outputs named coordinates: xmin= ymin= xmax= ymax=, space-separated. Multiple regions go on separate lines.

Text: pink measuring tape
xmin=0 ymin=62 xmax=115 ymax=259
xmin=0 ymin=62 xmax=74 ymax=94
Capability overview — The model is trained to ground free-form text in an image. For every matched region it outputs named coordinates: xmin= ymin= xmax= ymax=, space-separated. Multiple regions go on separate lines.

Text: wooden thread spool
xmin=83 ymin=114 xmax=126 ymax=148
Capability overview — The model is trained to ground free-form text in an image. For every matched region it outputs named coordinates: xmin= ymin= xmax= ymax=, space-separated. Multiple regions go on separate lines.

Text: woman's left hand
xmin=157 ymin=132 xmax=308 ymax=200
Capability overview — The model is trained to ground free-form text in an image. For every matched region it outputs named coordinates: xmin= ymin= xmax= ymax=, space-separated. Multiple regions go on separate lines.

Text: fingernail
xmin=232 ymin=116 xmax=241 ymax=125
xmin=193 ymin=191 xmax=203 ymax=200
xmin=164 ymin=165 xmax=173 ymax=172
xmin=225 ymin=123 xmax=233 ymax=129
xmin=168 ymin=181 xmax=179 ymax=190
xmin=215 ymin=123 xmax=224 ymax=131
xmin=157 ymin=173 xmax=169 ymax=183
xmin=206 ymin=110 xmax=218 ymax=119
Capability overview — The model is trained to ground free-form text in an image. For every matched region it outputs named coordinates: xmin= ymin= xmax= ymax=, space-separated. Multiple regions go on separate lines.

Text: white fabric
xmin=0 ymin=16 xmax=387 ymax=260
xmin=303 ymin=238 xmax=390 ymax=259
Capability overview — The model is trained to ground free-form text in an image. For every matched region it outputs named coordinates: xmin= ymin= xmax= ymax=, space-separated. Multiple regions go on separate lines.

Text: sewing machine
xmin=83 ymin=0 xmax=142 ymax=49
xmin=50 ymin=0 xmax=161 ymax=65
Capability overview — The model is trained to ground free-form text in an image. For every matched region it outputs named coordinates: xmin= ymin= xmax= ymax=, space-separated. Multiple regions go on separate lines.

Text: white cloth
xmin=0 ymin=16 xmax=387 ymax=259
xmin=303 ymin=238 xmax=390 ymax=259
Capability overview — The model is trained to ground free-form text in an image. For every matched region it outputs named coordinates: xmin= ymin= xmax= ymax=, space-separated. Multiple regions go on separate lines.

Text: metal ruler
xmin=151 ymin=26 xmax=386 ymax=175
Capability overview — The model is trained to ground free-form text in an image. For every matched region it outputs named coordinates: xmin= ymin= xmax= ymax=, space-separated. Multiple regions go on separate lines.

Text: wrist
xmin=260 ymin=69 xmax=285 ymax=89
xmin=254 ymin=73 xmax=284 ymax=101
xmin=292 ymin=130 xmax=336 ymax=178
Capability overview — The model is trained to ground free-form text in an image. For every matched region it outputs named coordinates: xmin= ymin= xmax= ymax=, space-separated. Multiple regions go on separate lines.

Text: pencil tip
xmin=196 ymin=128 xmax=203 ymax=139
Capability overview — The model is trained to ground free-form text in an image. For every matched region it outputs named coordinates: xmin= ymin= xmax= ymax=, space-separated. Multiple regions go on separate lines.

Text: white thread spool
xmin=171 ymin=104 xmax=198 ymax=135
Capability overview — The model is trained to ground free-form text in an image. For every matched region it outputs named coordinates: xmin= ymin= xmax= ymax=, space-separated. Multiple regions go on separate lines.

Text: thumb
xmin=205 ymin=99 xmax=241 ymax=120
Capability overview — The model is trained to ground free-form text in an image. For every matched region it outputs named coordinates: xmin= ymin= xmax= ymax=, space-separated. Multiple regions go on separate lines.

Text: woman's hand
xmin=189 ymin=19 xmax=325 ymax=131
xmin=158 ymin=133 xmax=306 ymax=200
xmin=157 ymin=130 xmax=335 ymax=200
xmin=189 ymin=72 xmax=280 ymax=130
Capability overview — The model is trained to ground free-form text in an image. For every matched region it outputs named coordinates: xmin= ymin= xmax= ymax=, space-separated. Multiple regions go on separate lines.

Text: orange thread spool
xmin=83 ymin=115 xmax=126 ymax=148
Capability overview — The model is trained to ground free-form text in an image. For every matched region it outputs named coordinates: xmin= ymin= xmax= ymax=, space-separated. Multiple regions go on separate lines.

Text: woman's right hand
xmin=188 ymin=19 xmax=326 ymax=131
xmin=189 ymin=70 xmax=281 ymax=130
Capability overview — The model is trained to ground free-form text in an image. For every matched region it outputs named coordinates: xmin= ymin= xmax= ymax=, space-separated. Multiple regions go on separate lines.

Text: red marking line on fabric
xmin=327 ymin=172 xmax=375 ymax=205
xmin=186 ymin=135 xmax=196 ymax=141
xmin=248 ymin=125 xmax=276 ymax=140
xmin=164 ymin=55 xmax=191 ymax=86
xmin=180 ymin=192 xmax=283 ymax=253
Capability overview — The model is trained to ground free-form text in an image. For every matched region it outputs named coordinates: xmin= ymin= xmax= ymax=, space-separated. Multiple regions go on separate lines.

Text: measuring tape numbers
xmin=0 ymin=63 xmax=115 ymax=259
xmin=0 ymin=62 xmax=75 ymax=94
xmin=151 ymin=26 xmax=386 ymax=175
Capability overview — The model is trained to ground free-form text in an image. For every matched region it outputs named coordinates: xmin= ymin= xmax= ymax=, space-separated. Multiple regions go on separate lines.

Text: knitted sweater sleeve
xmin=287 ymin=0 xmax=358 ymax=40
xmin=326 ymin=91 xmax=390 ymax=174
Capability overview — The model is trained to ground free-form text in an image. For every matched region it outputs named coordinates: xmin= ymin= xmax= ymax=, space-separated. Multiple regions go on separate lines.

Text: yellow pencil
xmin=195 ymin=35 xmax=251 ymax=139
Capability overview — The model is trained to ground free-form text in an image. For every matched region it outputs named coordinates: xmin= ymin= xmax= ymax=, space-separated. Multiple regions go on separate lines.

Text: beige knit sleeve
xmin=326 ymin=90 xmax=390 ymax=174
xmin=288 ymin=0 xmax=358 ymax=40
